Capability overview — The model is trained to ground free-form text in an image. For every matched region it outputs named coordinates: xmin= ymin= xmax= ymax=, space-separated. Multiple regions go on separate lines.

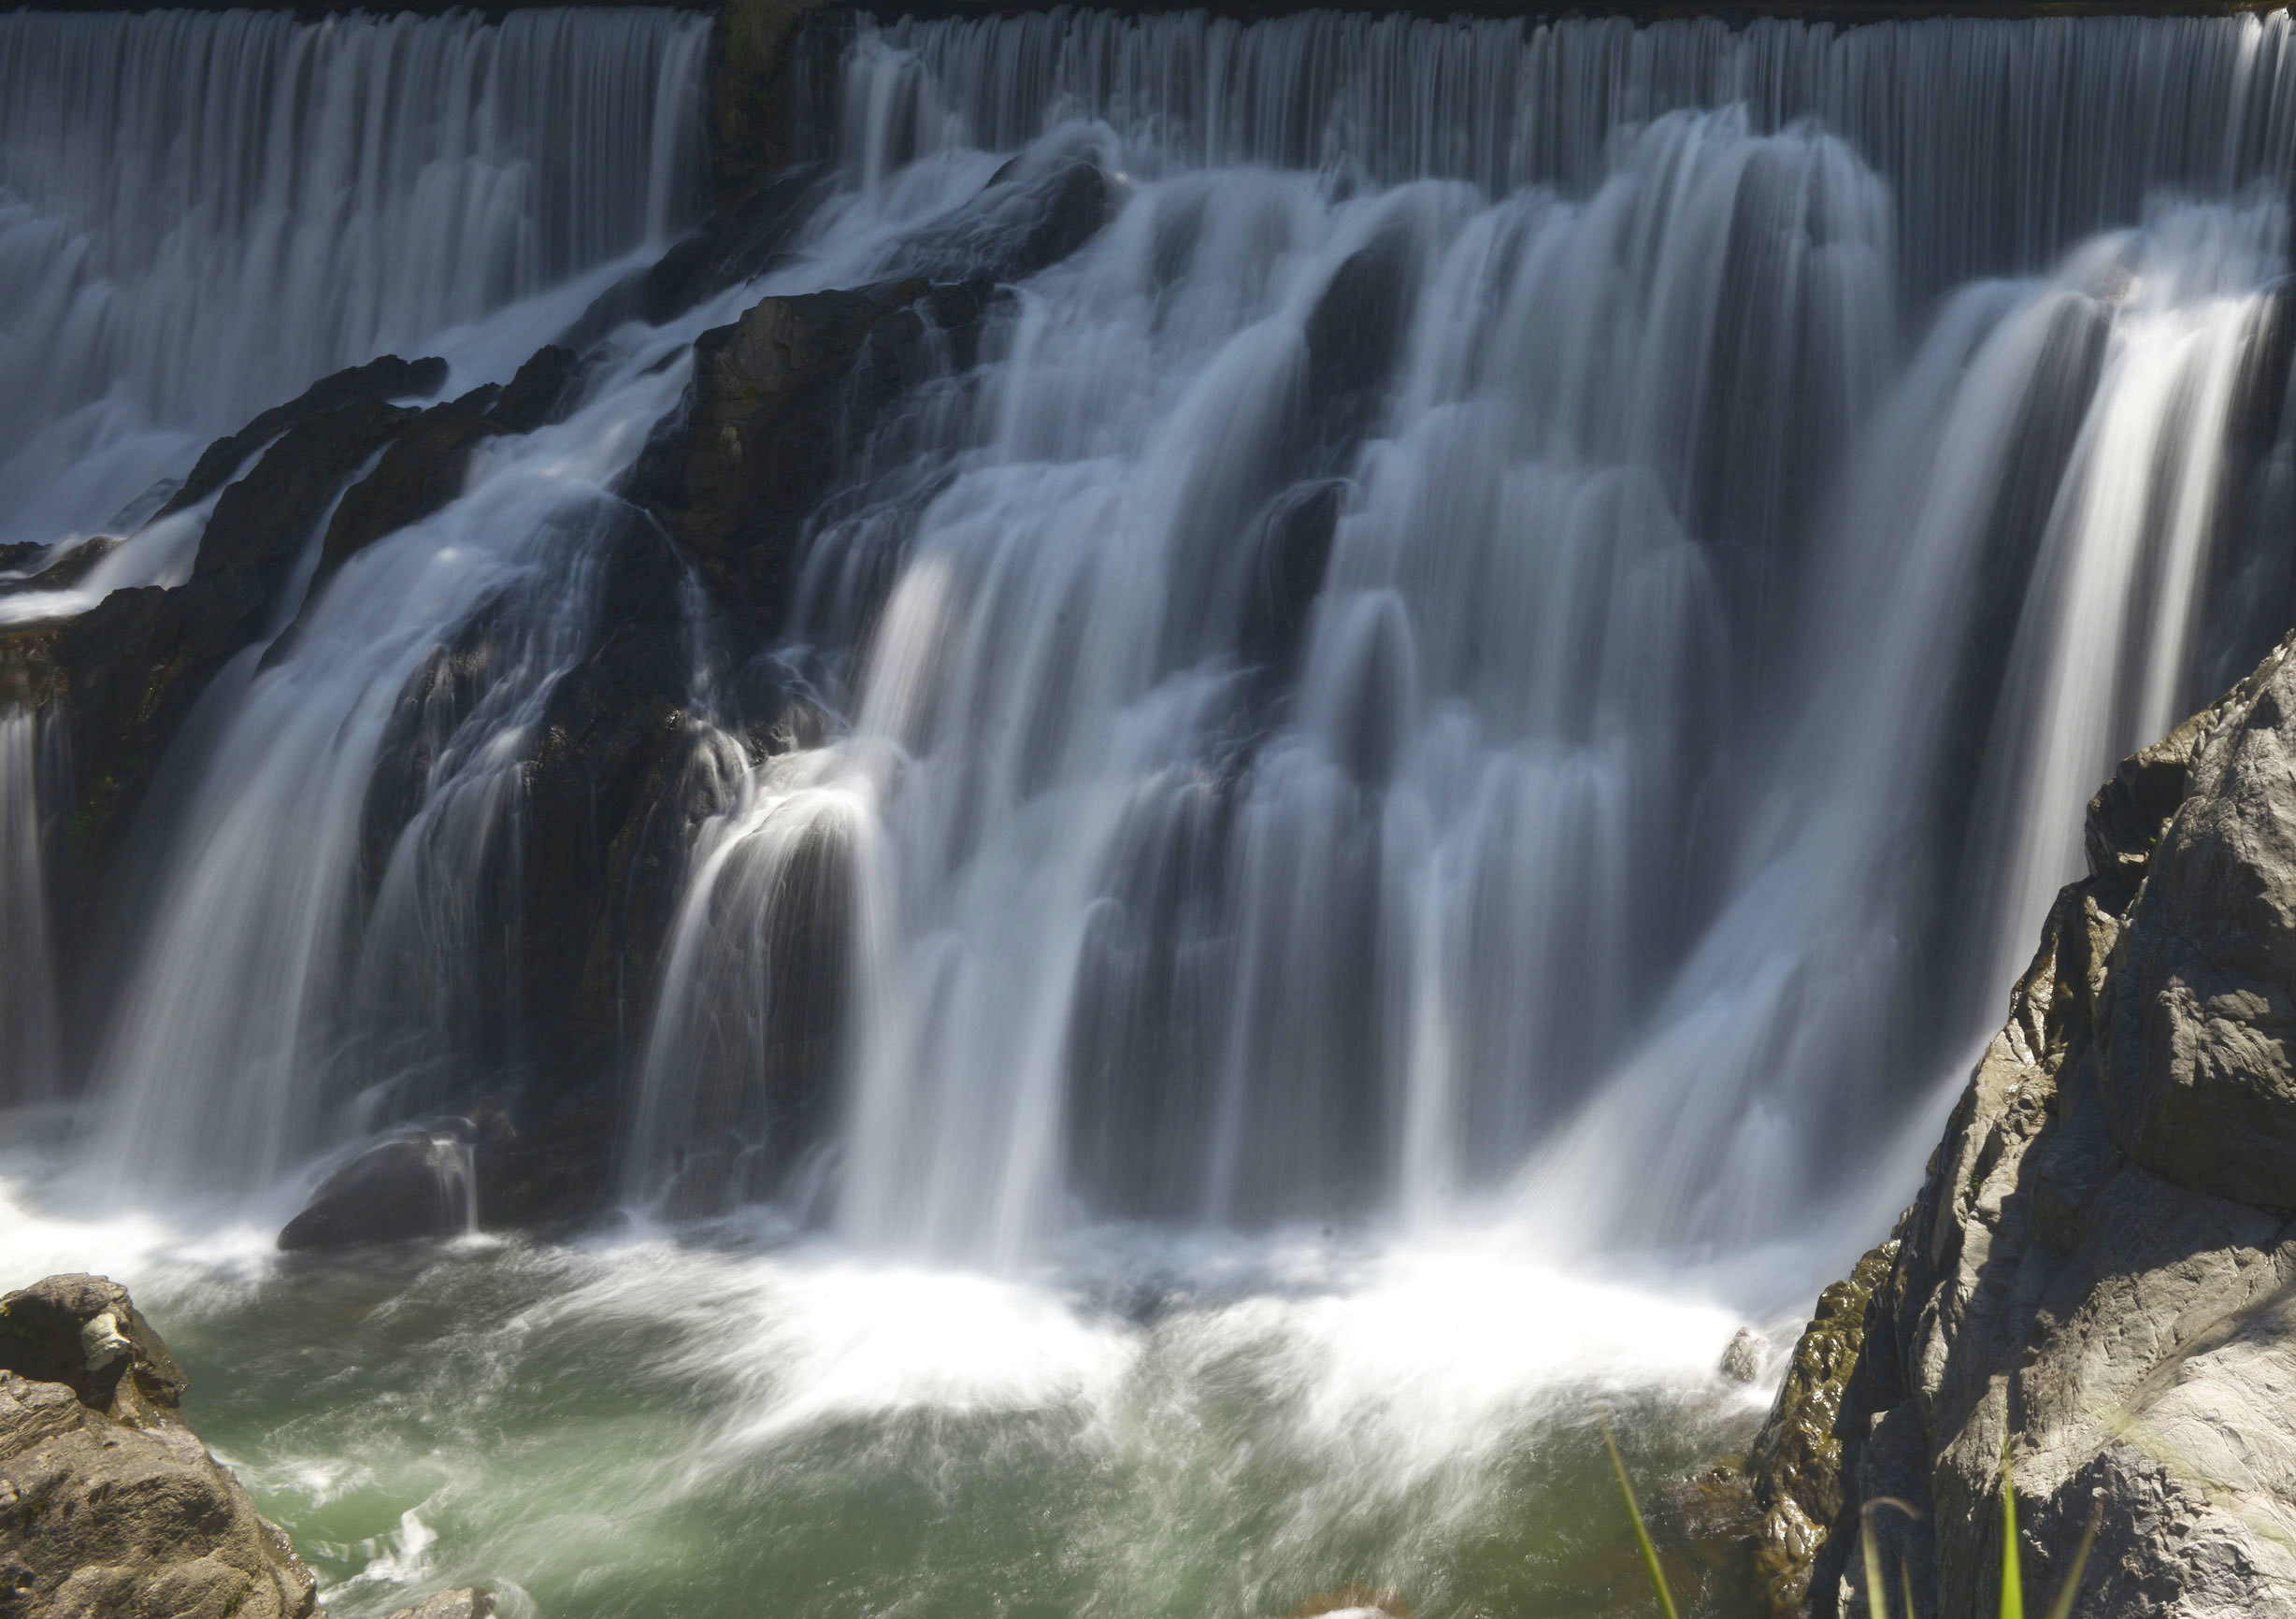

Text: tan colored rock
xmin=0 ymin=1274 xmax=320 ymax=1619
xmin=1798 ymin=631 xmax=2296 ymax=1617
xmin=385 ymin=1588 xmax=495 ymax=1619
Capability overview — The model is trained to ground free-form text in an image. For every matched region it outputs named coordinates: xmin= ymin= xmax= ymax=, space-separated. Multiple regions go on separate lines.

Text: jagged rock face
xmin=8 ymin=354 xmax=456 ymax=976
xmin=624 ymin=275 xmax=1003 ymax=649
xmin=1775 ymin=631 xmax=2296 ymax=1618
xmin=0 ymin=1276 xmax=319 ymax=1619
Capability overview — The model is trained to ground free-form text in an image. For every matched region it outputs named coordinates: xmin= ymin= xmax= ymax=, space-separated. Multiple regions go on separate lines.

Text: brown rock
xmin=0 ymin=1275 xmax=320 ymax=1619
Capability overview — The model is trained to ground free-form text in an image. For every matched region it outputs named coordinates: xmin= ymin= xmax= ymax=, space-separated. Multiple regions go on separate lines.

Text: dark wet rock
xmin=386 ymin=1589 xmax=495 ymax=1619
xmin=888 ymin=157 xmax=1119 ymax=285
xmin=1793 ymin=630 xmax=2296 ymax=1617
xmin=297 ymin=403 xmax=504 ymax=605
xmin=0 ymin=541 xmax=45 ymax=573
xmin=487 ymin=343 xmax=582 ymax=433
xmin=0 ymin=1275 xmax=319 ymax=1619
xmin=162 ymin=352 xmax=448 ymax=518
xmin=43 ymin=389 xmax=421 ymax=895
xmin=277 ymin=1130 xmax=474 ymax=1251
xmin=0 ymin=537 xmax=116 ymax=596
xmin=517 ymin=514 xmax=720 ymax=1083
xmin=1296 ymin=225 xmax=1420 ymax=467
xmin=626 ymin=275 xmax=1000 ymax=648
xmin=561 ymin=165 xmax=827 ymax=349
xmin=1237 ymin=479 xmax=1343 ymax=687
xmin=710 ymin=0 xmax=828 ymax=210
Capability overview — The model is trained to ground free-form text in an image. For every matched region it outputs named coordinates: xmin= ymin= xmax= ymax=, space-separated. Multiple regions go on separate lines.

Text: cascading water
xmin=0 ymin=6 xmax=710 ymax=548
xmin=0 ymin=705 xmax=60 ymax=1106
xmin=7 ymin=8 xmax=2296 ymax=1617
xmin=632 ymin=11 xmax=2296 ymax=1264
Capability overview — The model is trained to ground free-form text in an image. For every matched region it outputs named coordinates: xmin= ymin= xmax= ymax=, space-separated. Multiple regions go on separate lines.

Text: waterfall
xmin=0 ymin=6 xmax=710 ymax=547
xmin=5 ymin=7 xmax=2291 ymax=1264
xmin=0 ymin=707 xmax=60 ymax=1106
xmin=634 ymin=9 xmax=2296 ymax=1261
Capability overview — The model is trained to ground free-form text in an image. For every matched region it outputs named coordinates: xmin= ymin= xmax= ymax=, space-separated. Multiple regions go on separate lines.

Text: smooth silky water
xmin=7 ymin=7 xmax=2296 ymax=1616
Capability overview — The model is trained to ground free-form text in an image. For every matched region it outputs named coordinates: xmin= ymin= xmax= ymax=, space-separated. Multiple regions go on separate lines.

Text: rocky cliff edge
xmin=1734 ymin=628 xmax=2296 ymax=1618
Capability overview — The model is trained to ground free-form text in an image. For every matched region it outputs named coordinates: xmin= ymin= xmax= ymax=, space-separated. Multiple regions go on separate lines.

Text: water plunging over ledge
xmin=3 ymin=7 xmax=2295 ymax=1616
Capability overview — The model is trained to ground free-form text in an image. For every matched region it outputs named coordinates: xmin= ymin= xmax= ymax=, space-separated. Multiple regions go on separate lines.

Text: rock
xmin=0 ymin=1275 xmax=319 ymax=1619
xmin=888 ymin=156 xmax=1119 ymax=285
xmin=385 ymin=1587 xmax=495 ymax=1619
xmin=560 ymin=165 xmax=827 ymax=348
xmin=162 ymin=353 xmax=448 ymax=518
xmin=709 ymin=0 xmax=827 ymax=212
xmin=1298 ymin=224 xmax=1420 ymax=466
xmin=1798 ymin=630 xmax=2296 ymax=1617
xmin=0 ymin=537 xmax=118 ymax=596
xmin=1728 ymin=1243 xmax=1896 ymax=1615
xmin=1720 ymin=1326 xmax=1765 ymax=1384
xmin=277 ymin=1130 xmax=473 ymax=1251
xmin=624 ymin=275 xmax=1001 ymax=649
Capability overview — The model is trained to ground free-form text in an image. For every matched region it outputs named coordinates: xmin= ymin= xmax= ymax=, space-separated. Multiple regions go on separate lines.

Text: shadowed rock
xmin=625 ymin=276 xmax=1000 ymax=648
xmin=277 ymin=1131 xmax=473 ymax=1251
xmin=161 ymin=352 xmax=448 ymax=518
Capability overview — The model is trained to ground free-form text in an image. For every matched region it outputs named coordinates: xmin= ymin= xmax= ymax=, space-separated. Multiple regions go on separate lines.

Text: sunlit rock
xmin=0 ymin=1276 xmax=319 ymax=1619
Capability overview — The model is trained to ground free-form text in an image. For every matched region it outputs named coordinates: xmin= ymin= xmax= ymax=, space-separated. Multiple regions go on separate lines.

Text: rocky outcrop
xmin=1766 ymin=631 xmax=2296 ymax=1618
xmin=624 ymin=275 xmax=1004 ymax=648
xmin=0 ymin=1275 xmax=320 ymax=1619
xmin=1709 ymin=1244 xmax=1900 ymax=1616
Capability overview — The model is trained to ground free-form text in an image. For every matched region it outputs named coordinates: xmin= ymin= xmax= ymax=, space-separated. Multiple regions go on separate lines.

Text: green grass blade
xmin=2001 ymin=1439 xmax=2025 ymax=1619
xmin=1902 ymin=1560 xmax=1918 ymax=1619
xmin=1599 ymin=1411 xmax=1681 ymax=1619
xmin=2040 ymin=1491 xmax=2105 ymax=1619
xmin=1862 ymin=1512 xmax=1891 ymax=1619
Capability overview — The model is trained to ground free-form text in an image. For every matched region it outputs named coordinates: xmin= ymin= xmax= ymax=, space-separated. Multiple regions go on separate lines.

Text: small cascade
xmin=0 ymin=707 xmax=60 ymax=1106
xmin=0 ymin=7 xmax=710 ymax=546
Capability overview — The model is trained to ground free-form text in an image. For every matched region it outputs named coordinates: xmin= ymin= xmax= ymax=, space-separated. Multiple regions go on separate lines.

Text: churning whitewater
xmin=4 ymin=6 xmax=2296 ymax=1614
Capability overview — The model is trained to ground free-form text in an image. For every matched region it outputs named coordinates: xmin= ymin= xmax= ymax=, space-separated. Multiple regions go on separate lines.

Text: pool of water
xmin=2 ymin=1117 xmax=1781 ymax=1619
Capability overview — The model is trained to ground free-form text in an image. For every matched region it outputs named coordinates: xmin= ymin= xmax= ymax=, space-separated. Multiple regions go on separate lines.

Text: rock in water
xmin=0 ymin=1274 xmax=319 ymax=1619
xmin=385 ymin=1589 xmax=495 ymax=1619
xmin=1782 ymin=629 xmax=2296 ymax=1618
xmin=278 ymin=1131 xmax=473 ymax=1251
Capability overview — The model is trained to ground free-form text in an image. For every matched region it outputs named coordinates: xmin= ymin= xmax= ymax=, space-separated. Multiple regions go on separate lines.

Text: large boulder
xmin=277 ymin=1131 xmax=474 ymax=1252
xmin=0 ymin=1275 xmax=319 ymax=1619
xmin=1776 ymin=631 xmax=2296 ymax=1617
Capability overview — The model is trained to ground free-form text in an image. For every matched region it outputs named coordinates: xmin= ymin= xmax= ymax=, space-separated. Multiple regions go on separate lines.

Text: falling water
xmin=3 ymin=8 xmax=2294 ymax=1615
xmin=628 ymin=11 xmax=2296 ymax=1265
xmin=0 ymin=6 xmax=710 ymax=547
xmin=0 ymin=707 xmax=60 ymax=1105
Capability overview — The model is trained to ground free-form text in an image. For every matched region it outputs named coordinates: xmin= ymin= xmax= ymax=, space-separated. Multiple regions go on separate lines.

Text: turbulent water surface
xmin=6 ymin=7 xmax=2296 ymax=1616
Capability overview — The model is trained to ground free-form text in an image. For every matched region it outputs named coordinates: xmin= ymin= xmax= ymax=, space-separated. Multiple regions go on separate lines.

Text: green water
xmin=5 ymin=1147 xmax=1774 ymax=1619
